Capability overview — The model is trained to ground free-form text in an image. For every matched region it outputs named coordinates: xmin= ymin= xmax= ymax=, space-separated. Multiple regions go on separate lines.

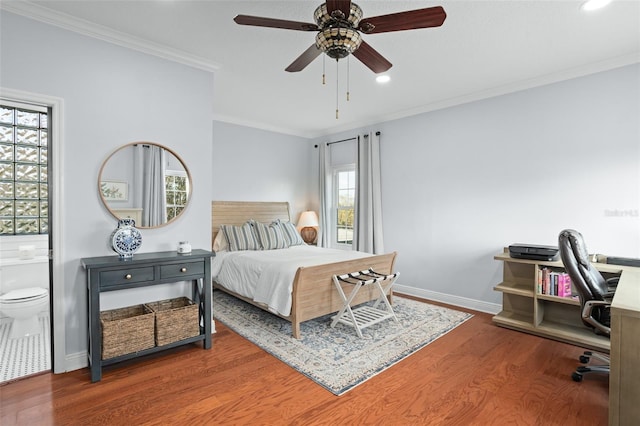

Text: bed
xmin=211 ymin=201 xmax=398 ymax=339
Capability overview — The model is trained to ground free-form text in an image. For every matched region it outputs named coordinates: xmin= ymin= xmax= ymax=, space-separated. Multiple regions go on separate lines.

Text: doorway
xmin=0 ymin=102 xmax=50 ymax=382
xmin=0 ymin=89 xmax=64 ymax=381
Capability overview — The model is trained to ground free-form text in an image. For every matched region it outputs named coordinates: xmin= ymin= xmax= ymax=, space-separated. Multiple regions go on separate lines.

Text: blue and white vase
xmin=110 ymin=218 xmax=142 ymax=259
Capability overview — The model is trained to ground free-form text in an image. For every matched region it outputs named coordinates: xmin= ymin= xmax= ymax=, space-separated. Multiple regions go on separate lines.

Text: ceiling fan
xmin=234 ymin=1 xmax=447 ymax=74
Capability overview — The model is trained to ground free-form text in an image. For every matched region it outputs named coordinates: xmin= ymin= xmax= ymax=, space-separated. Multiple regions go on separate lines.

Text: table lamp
xmin=298 ymin=211 xmax=319 ymax=244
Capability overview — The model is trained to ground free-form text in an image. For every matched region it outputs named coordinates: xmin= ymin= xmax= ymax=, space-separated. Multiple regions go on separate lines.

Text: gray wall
xmin=212 ymin=121 xmax=313 ymax=221
xmin=313 ymin=64 xmax=640 ymax=308
xmin=1 ymin=13 xmax=214 ymax=360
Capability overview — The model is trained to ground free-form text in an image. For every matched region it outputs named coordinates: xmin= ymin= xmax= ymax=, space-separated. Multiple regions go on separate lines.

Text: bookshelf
xmin=492 ymin=249 xmax=623 ymax=353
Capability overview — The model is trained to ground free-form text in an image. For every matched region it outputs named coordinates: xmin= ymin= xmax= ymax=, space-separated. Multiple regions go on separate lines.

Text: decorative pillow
xmin=275 ymin=219 xmax=305 ymax=246
xmin=220 ymin=222 xmax=260 ymax=251
xmin=212 ymin=230 xmax=228 ymax=252
xmin=252 ymin=220 xmax=288 ymax=250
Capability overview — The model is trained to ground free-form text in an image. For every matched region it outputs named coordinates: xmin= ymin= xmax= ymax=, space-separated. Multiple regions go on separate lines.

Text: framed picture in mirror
xmin=100 ymin=180 xmax=128 ymax=201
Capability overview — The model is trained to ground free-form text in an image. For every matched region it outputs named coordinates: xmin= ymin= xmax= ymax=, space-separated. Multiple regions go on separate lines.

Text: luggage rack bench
xmin=331 ymin=268 xmax=399 ymax=338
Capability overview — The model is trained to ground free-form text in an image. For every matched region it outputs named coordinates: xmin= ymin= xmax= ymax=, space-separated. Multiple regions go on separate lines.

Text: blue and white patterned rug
xmin=213 ymin=290 xmax=473 ymax=395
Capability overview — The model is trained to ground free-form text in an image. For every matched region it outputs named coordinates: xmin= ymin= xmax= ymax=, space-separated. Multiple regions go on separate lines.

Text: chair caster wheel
xmin=579 ymin=355 xmax=590 ymax=364
xmin=572 ymin=372 xmax=583 ymax=382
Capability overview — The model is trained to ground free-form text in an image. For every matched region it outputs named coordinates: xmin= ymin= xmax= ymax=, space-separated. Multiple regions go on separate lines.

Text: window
xmin=165 ymin=170 xmax=188 ymax=222
xmin=334 ymin=166 xmax=355 ymax=246
xmin=0 ymin=103 xmax=49 ymax=235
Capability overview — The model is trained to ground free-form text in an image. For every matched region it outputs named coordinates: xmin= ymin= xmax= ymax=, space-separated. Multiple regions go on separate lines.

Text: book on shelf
xmin=538 ymin=267 xmax=572 ymax=298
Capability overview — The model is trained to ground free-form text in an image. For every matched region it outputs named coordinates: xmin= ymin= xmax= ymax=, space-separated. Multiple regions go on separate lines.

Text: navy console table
xmin=81 ymin=249 xmax=214 ymax=382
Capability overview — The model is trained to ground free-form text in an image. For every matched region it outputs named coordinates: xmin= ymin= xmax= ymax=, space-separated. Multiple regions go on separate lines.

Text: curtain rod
xmin=313 ymin=132 xmax=379 ymax=148
xmin=313 ymin=137 xmax=356 ymax=148
xmin=327 ymin=136 xmax=357 ymax=146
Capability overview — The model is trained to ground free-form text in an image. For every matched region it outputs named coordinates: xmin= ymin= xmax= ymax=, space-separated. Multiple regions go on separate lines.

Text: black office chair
xmin=558 ymin=229 xmax=618 ymax=382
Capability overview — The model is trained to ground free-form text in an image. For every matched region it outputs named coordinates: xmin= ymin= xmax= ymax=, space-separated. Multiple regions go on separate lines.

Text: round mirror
xmin=98 ymin=142 xmax=192 ymax=228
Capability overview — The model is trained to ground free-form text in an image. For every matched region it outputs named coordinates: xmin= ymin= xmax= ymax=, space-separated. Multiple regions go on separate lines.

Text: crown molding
xmin=212 ymin=113 xmax=313 ymax=139
xmin=380 ymin=53 xmax=640 ymax=127
xmin=1 ymin=1 xmax=220 ymax=73
xmin=307 ymin=53 xmax=640 ymax=138
xmin=220 ymin=54 xmax=640 ymax=139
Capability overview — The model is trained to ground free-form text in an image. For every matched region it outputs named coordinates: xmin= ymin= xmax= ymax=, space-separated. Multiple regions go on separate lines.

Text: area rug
xmin=213 ymin=290 xmax=473 ymax=395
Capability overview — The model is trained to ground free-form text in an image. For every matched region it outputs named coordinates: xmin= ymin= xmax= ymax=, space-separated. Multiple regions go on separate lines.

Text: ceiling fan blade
xmin=357 ymin=6 xmax=446 ymax=34
xmin=234 ymin=15 xmax=318 ymax=31
xmin=326 ymin=1 xmax=352 ymax=17
xmin=352 ymin=41 xmax=392 ymax=74
xmin=285 ymin=44 xmax=322 ymax=72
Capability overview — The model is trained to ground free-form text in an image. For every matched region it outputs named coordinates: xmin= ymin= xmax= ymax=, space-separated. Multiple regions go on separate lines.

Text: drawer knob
xmin=180 ymin=267 xmax=187 ymax=273
xmin=125 ymin=274 xmax=132 ymax=280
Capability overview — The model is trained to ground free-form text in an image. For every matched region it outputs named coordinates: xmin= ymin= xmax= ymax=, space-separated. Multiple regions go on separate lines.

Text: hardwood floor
xmin=0 ymin=299 xmax=608 ymax=425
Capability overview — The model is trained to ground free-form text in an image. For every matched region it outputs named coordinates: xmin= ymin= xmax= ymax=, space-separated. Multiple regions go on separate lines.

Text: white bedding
xmin=211 ymin=245 xmax=369 ymax=316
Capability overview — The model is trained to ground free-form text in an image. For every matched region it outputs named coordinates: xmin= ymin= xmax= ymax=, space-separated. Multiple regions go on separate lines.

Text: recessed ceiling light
xmin=376 ymin=75 xmax=391 ymax=84
xmin=581 ymin=0 xmax=612 ymax=12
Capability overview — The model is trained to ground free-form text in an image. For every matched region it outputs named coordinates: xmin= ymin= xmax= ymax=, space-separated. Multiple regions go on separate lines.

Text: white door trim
xmin=0 ymin=87 xmax=66 ymax=373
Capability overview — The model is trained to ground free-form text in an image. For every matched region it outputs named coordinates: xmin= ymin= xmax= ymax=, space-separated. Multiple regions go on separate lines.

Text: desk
xmin=493 ymin=251 xmax=639 ymax=425
xmin=609 ymin=267 xmax=640 ymax=426
xmin=82 ymin=249 xmax=213 ymax=382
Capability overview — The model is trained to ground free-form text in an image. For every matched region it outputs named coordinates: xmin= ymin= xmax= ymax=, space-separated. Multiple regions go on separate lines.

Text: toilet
xmin=0 ymin=257 xmax=49 ymax=339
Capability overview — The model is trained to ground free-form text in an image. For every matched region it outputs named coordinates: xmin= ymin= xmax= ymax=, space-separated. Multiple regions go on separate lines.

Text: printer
xmin=509 ymin=244 xmax=559 ymax=261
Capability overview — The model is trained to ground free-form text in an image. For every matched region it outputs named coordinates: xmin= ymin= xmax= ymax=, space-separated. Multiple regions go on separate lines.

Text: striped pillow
xmin=275 ymin=219 xmax=305 ymax=246
xmin=252 ymin=220 xmax=288 ymax=250
xmin=220 ymin=222 xmax=260 ymax=251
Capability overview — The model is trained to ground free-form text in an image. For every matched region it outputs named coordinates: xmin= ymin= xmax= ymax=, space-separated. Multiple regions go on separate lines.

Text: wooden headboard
xmin=211 ymin=201 xmax=291 ymax=240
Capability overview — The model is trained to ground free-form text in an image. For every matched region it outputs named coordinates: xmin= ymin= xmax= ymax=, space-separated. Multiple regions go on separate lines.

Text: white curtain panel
xmin=140 ymin=145 xmax=166 ymax=227
xmin=317 ymin=142 xmax=331 ymax=248
xmin=355 ymin=132 xmax=384 ymax=254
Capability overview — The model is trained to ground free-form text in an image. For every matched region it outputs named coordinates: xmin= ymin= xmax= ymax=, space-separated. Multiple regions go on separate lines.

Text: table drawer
xmin=100 ymin=267 xmax=155 ymax=287
xmin=160 ymin=261 xmax=204 ymax=279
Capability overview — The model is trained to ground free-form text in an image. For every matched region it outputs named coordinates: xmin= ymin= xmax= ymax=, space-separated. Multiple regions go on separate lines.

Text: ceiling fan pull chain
xmin=346 ymin=56 xmax=350 ymax=102
xmin=336 ymin=59 xmax=339 ymax=119
xmin=322 ymin=55 xmax=326 ymax=85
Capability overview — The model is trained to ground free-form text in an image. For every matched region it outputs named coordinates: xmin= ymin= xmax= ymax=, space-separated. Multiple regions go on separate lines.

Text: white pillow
xmin=212 ymin=230 xmax=228 ymax=252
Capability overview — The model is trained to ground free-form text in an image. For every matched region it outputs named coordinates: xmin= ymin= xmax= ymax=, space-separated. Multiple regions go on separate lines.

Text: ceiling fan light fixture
xmin=314 ymin=3 xmax=363 ymax=28
xmin=315 ymin=27 xmax=362 ymax=59
xmin=581 ymin=0 xmax=612 ymax=11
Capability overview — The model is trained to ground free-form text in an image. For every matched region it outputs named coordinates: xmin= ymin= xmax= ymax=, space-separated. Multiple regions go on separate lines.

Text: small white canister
xmin=177 ymin=241 xmax=192 ymax=254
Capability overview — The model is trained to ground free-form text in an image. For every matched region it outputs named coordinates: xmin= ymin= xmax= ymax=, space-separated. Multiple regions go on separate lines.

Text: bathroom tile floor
xmin=0 ymin=314 xmax=50 ymax=383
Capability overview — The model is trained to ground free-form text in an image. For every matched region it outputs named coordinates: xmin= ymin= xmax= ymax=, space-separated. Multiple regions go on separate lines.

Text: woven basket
xmin=146 ymin=297 xmax=200 ymax=346
xmin=100 ymin=305 xmax=155 ymax=360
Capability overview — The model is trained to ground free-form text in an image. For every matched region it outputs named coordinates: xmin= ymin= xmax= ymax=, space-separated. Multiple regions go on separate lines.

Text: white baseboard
xmin=60 ymin=321 xmax=217 ymax=374
xmin=56 ymin=292 xmax=497 ymax=374
xmin=394 ymin=284 xmax=501 ymax=315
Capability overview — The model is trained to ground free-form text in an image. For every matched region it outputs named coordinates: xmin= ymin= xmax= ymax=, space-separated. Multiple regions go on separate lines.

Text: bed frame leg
xmin=292 ymin=322 xmax=301 ymax=339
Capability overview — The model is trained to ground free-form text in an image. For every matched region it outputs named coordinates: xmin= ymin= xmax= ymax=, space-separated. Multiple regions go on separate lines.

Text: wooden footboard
xmin=211 ymin=200 xmax=398 ymax=339
xmin=289 ymin=252 xmax=398 ymax=339
xmin=214 ymin=252 xmax=398 ymax=339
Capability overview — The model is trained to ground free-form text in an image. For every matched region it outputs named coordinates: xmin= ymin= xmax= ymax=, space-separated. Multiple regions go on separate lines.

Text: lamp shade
xmin=298 ymin=211 xmax=319 ymax=228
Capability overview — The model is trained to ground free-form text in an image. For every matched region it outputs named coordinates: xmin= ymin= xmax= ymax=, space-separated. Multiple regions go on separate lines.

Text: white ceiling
xmin=3 ymin=0 xmax=640 ymax=138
